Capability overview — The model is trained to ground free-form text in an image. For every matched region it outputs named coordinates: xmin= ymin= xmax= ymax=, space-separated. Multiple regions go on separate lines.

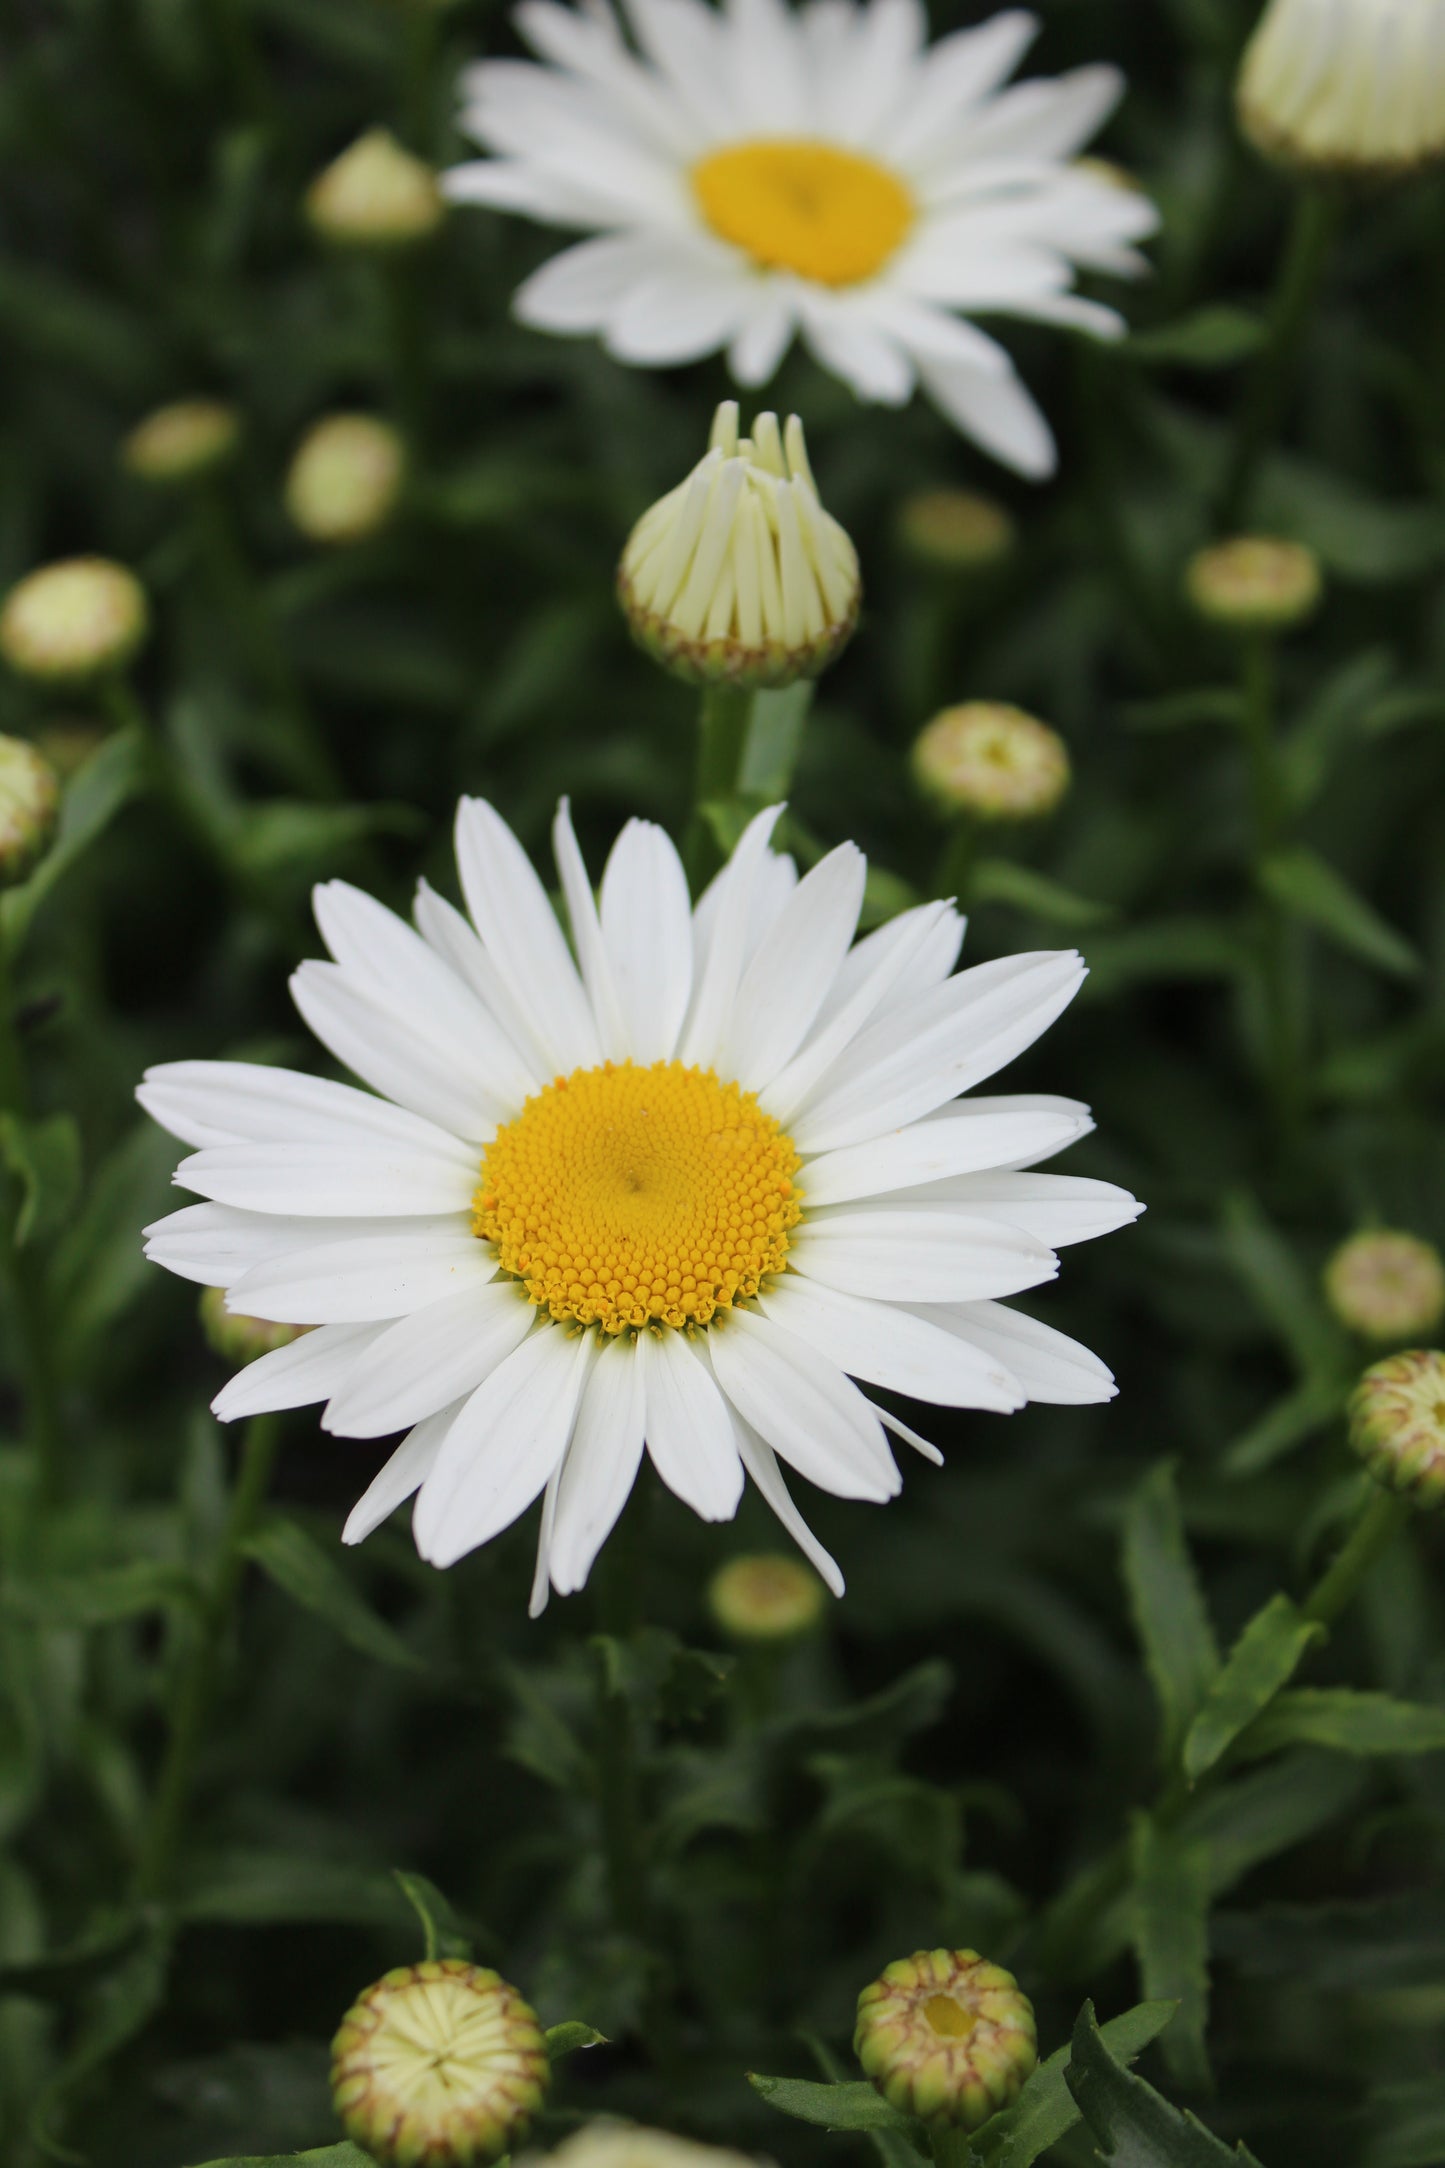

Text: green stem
xmin=1236 ymin=634 xmax=1303 ymax=1140
xmin=1301 ymin=1487 xmax=1412 ymax=1629
xmin=134 ymin=1413 xmax=281 ymax=1901
xmin=0 ymin=934 xmax=64 ymax=1505
xmin=685 ymin=684 xmax=755 ymax=884
xmin=381 ymin=256 xmax=430 ymax=466
xmin=930 ymin=2123 xmax=978 ymax=2168
xmin=205 ymin=0 xmax=271 ymax=122
xmin=1220 ymin=187 xmax=1338 ymax=528
xmin=401 ymin=2 xmax=441 ymax=151
xmin=932 ymin=815 xmax=979 ymax=907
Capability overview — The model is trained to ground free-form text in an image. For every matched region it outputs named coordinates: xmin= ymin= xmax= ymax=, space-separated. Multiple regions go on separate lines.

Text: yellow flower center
xmin=692 ymin=137 xmax=914 ymax=286
xmin=474 ymin=1060 xmax=802 ymax=1335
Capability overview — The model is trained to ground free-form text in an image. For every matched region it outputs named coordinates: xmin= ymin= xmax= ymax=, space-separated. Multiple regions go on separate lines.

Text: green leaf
xmin=1 ymin=727 xmax=149 ymax=947
xmin=393 ymin=1870 xmax=471 ymax=1962
xmin=970 ymin=860 xmax=1116 ymax=929
xmin=1182 ymin=1595 xmax=1324 ymax=1782
xmin=174 ymin=1849 xmax=411 ymax=1930
xmin=1182 ymin=1752 xmax=1366 ymax=1897
xmin=1259 ymin=846 xmax=1420 ymax=979
xmin=1221 ymin=1374 xmax=1342 ymax=1478
xmin=1257 ymin=460 xmax=1445 ymax=582
xmin=1235 ymin=1688 xmax=1445 ymax=1761
xmin=1 ymin=1561 xmax=202 ymax=1627
xmin=974 ymin=2003 xmax=1178 ymax=2168
xmin=227 ymin=799 xmax=422 ymax=882
xmin=1214 ymin=1893 xmax=1445 ymax=1990
xmin=0 ymin=1111 xmax=80 ymax=1248
xmin=746 ymin=2073 xmax=920 ymax=2135
xmin=546 ymin=2020 xmax=609 ymax=2060
xmin=184 ymin=2149 xmax=376 ymax=2168
xmin=1064 ymin=2001 xmax=1264 ymax=2165
xmin=32 ymin=1927 xmax=172 ymax=2149
xmin=1122 ymin=1462 xmax=1219 ymax=1765
xmin=789 ymin=1660 xmax=954 ymax=1757
xmin=1361 ymin=2078 xmax=1445 ymax=2168
xmin=1121 ymin=688 xmax=1243 ymax=733
xmin=243 ymin=1519 xmax=424 ymax=1672
xmin=1219 ymin=1191 xmax=1339 ymax=1378
xmin=738 ymin=683 xmax=813 ymax=798
xmin=1081 ymin=918 xmax=1245 ymax=997
xmin=1128 ymin=1817 xmax=1211 ymax=2089
xmin=1127 ymin=307 xmax=1266 ymax=367
xmin=860 ymin=863 xmax=923 ymax=931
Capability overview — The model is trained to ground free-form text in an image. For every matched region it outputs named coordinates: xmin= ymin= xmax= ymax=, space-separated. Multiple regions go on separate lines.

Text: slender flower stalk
xmin=1218 ymin=190 xmax=1338 ymax=527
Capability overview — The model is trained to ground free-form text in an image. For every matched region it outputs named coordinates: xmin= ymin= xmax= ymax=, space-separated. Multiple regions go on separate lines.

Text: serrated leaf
xmin=1259 ymin=846 xmax=1419 ymax=979
xmin=1128 ymin=1817 xmax=1211 ymax=2089
xmin=393 ymin=1870 xmax=471 ymax=1962
xmin=1182 ymin=1594 xmax=1323 ymax=1781
xmin=1122 ymin=1462 xmax=1219 ymax=1765
xmin=0 ymin=1111 xmax=80 ymax=1249
xmin=185 ymin=2149 xmax=376 ymax=2168
xmin=1127 ymin=307 xmax=1266 ymax=367
xmin=970 ymin=860 xmax=1115 ymax=929
xmin=1064 ymin=2002 xmax=1265 ymax=2164
xmin=546 ymin=2020 xmax=608 ymax=2060
xmin=974 ymin=2003 xmax=1178 ymax=2168
xmin=1 ymin=727 xmax=149 ymax=947
xmin=1235 ymin=1688 xmax=1445 ymax=1762
xmin=747 ymin=2073 xmax=919 ymax=2135
xmin=243 ymin=1519 xmax=423 ymax=1672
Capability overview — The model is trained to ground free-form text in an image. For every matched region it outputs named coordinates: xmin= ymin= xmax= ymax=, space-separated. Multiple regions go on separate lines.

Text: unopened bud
xmin=200 ymin=1285 xmax=308 ymax=1367
xmin=1238 ymin=0 xmax=1445 ymax=178
xmin=307 ymin=128 xmax=446 ymax=249
xmin=531 ymin=2127 xmax=765 ymax=2168
xmin=618 ymin=401 xmax=860 ymax=691
xmin=1348 ymin=1349 xmax=1445 ymax=1508
xmin=1325 ymin=1231 xmax=1445 ymax=1343
xmin=855 ymin=1948 xmax=1037 ymax=2130
xmin=123 ymin=398 xmax=241 ymax=487
xmin=897 ymin=489 xmax=1015 ymax=575
xmin=708 ymin=1553 xmax=826 ymax=1642
xmin=331 ymin=1959 xmax=549 ymax=2167
xmin=1185 ymin=536 xmax=1322 ymax=632
xmin=0 ymin=737 xmax=60 ymax=888
xmin=912 ymin=702 xmax=1069 ymax=822
xmin=0 ymin=558 xmax=149 ymax=685
xmin=286 ymin=415 xmax=406 ymax=545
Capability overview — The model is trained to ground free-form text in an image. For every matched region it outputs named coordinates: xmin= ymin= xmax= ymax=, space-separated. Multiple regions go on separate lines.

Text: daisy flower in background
xmin=443 ymin=0 xmax=1157 ymax=475
xmin=138 ymin=802 xmax=1139 ymax=1611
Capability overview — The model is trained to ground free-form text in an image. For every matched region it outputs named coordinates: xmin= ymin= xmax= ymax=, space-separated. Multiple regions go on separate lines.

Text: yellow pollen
xmin=692 ymin=137 xmax=914 ymax=286
xmin=474 ymin=1060 xmax=802 ymax=1335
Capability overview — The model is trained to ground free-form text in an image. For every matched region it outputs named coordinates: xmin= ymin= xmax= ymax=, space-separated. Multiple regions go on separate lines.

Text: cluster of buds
xmin=1184 ymin=537 xmax=1322 ymax=634
xmin=1348 ymin=1349 xmax=1445 ymax=1509
xmin=1237 ymin=0 xmax=1445 ymax=179
xmin=912 ymin=702 xmax=1070 ymax=824
xmin=708 ymin=1554 xmax=825 ymax=1643
xmin=1325 ymin=1231 xmax=1445 ymax=1343
xmin=854 ymin=1947 xmax=1038 ymax=2129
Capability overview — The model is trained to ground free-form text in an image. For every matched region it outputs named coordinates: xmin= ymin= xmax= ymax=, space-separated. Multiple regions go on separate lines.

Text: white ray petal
xmin=137 ymin=1061 xmax=475 ymax=1159
xmin=886 ymin=1171 xmax=1143 ymax=1246
xmin=229 ymin=1227 xmax=495 ymax=1325
xmin=413 ymin=1327 xmax=593 ymax=1567
xmin=758 ymin=1274 xmax=1023 ymax=1410
xmin=731 ymin=1416 xmax=845 ymax=1595
xmin=322 ymin=1282 xmax=536 ymax=1439
xmin=455 ymin=797 xmax=601 ymax=1075
xmin=549 ymin=1335 xmax=648 ymax=1596
xmin=291 ymin=962 xmax=501 ymax=1142
xmin=211 ymin=1323 xmax=382 ymax=1422
xmin=599 ymin=818 xmax=694 ymax=1062
xmin=639 ymin=1326 xmax=744 ymax=1520
xmin=791 ymin=1206 xmax=1057 ymax=1304
xmin=800 ymin=1105 xmax=1091 ymax=1207
xmin=915 ymin=1298 xmax=1117 ymax=1403
xmin=172 ymin=1142 xmax=475 ymax=1220
xmin=553 ymin=798 xmax=629 ymax=1059
xmin=343 ymin=1402 xmax=463 ymax=1546
xmin=679 ymin=804 xmax=784 ymax=1065
xmin=706 ymin=1309 xmax=900 ymax=1500
xmin=723 ymin=842 xmax=866 ymax=1089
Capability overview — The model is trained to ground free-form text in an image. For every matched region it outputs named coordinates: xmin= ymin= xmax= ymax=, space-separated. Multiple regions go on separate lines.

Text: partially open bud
xmin=286 ymin=415 xmax=406 ymax=545
xmin=1325 ymin=1231 xmax=1445 ymax=1343
xmin=897 ymin=489 xmax=1015 ymax=576
xmin=529 ymin=2125 xmax=765 ymax=2168
xmin=618 ymin=402 xmax=860 ymax=691
xmin=1238 ymin=0 xmax=1445 ymax=179
xmin=1185 ymin=536 xmax=1322 ymax=633
xmin=912 ymin=702 xmax=1069 ymax=823
xmin=0 ymin=737 xmax=60 ymax=888
xmin=331 ymin=1959 xmax=549 ymax=2167
xmin=306 ymin=128 xmax=447 ymax=249
xmin=1348 ymin=1349 xmax=1445 ymax=1508
xmin=0 ymin=558 xmax=149 ymax=685
xmin=855 ymin=1949 xmax=1037 ymax=2130
xmin=708 ymin=1554 xmax=826 ymax=1643
xmin=122 ymin=398 xmax=241 ymax=487
xmin=200 ymin=1285 xmax=309 ymax=1367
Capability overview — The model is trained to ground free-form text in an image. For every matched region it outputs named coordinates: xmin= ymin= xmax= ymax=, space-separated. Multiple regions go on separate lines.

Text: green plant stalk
xmin=685 ymin=684 xmax=756 ymax=884
xmin=381 ymin=255 xmax=431 ymax=466
xmin=134 ymin=1413 xmax=282 ymax=1901
xmin=205 ymin=0 xmax=271 ymax=122
xmin=1220 ymin=186 xmax=1338 ymax=527
xmin=1301 ymin=1487 xmax=1413 ymax=1628
xmin=930 ymin=2123 xmax=978 ymax=2168
xmin=1237 ymin=633 xmax=1304 ymax=1139
xmin=932 ymin=813 xmax=980 ymax=908
xmin=0 ymin=930 xmax=64 ymax=1505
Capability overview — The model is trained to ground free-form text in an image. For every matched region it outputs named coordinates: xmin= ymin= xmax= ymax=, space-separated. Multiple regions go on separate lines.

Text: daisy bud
xmin=911 ymin=703 xmax=1069 ymax=823
xmin=306 ymin=128 xmax=447 ymax=250
xmin=1238 ymin=0 xmax=1445 ymax=179
xmin=199 ymin=1285 xmax=308 ymax=1367
xmin=1348 ymin=1350 xmax=1445 ymax=1508
xmin=0 ymin=558 xmax=149 ymax=685
xmin=331 ymin=1959 xmax=549 ymax=2167
xmin=530 ymin=2125 xmax=766 ymax=2168
xmin=1325 ymin=1231 xmax=1445 ymax=1343
xmin=854 ymin=1948 xmax=1038 ymax=2130
xmin=122 ymin=398 xmax=241 ymax=487
xmin=0 ymin=736 xmax=60 ymax=889
xmin=1184 ymin=536 xmax=1322 ymax=633
xmin=617 ymin=401 xmax=860 ymax=690
xmin=897 ymin=489 xmax=1015 ymax=576
xmin=708 ymin=1553 xmax=826 ymax=1643
xmin=286 ymin=415 xmax=407 ymax=546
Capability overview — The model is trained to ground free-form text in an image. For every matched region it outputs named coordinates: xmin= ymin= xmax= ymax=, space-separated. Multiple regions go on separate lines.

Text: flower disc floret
xmin=855 ymin=1948 xmax=1037 ymax=2130
xmin=1347 ymin=1349 xmax=1445 ymax=1508
xmin=1325 ymin=1231 xmax=1445 ymax=1342
xmin=692 ymin=138 xmax=913 ymax=286
xmin=475 ymin=1059 xmax=801 ymax=1334
xmin=331 ymin=1959 xmax=549 ymax=2168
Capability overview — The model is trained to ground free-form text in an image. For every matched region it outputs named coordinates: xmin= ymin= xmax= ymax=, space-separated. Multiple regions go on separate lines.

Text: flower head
xmin=138 ymin=797 xmax=1137 ymax=1610
xmin=618 ymin=403 xmax=859 ymax=689
xmin=854 ymin=1948 xmax=1037 ymax=2129
xmin=122 ymin=398 xmax=241 ymax=486
xmin=0 ymin=558 xmax=149 ymax=684
xmin=307 ymin=128 xmax=447 ymax=248
xmin=331 ymin=1959 xmax=549 ymax=2167
xmin=709 ymin=1551 xmax=825 ymax=1640
xmin=1184 ymin=536 xmax=1322 ymax=632
xmin=528 ymin=2126 xmax=765 ymax=2168
xmin=1325 ymin=1231 xmax=1445 ymax=1343
xmin=287 ymin=415 xmax=407 ymax=544
xmin=898 ymin=489 xmax=1015 ymax=575
xmin=912 ymin=703 xmax=1069 ymax=822
xmin=1238 ymin=0 xmax=1445 ymax=177
xmin=0 ymin=737 xmax=60 ymax=888
xmin=1348 ymin=1349 xmax=1445 ymax=1507
xmin=445 ymin=0 xmax=1156 ymax=474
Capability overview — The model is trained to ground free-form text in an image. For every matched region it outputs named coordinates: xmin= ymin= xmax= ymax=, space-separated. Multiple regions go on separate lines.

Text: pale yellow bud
xmin=122 ymin=398 xmax=241 ymax=486
xmin=1348 ymin=1349 xmax=1445 ymax=1508
xmin=306 ymin=128 xmax=446 ymax=249
xmin=0 ymin=736 xmax=60 ymax=888
xmin=1185 ymin=536 xmax=1322 ymax=632
xmin=1325 ymin=1231 xmax=1445 ymax=1343
xmin=855 ymin=1948 xmax=1038 ymax=2130
xmin=912 ymin=702 xmax=1069 ymax=822
xmin=1238 ymin=0 xmax=1445 ymax=178
xmin=708 ymin=1553 xmax=826 ymax=1642
xmin=0 ymin=558 xmax=149 ymax=684
xmin=286 ymin=415 xmax=406 ymax=545
xmin=199 ymin=1285 xmax=309 ymax=1367
xmin=897 ymin=489 xmax=1015 ymax=575
xmin=529 ymin=2126 xmax=766 ymax=2168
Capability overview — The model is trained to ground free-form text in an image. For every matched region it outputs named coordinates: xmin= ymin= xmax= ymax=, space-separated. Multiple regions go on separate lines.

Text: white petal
xmin=914 ymin=1298 xmax=1116 ymax=1404
xmin=679 ymin=804 xmax=784 ymax=1066
xmin=142 ymin=1200 xmax=329 ymax=1289
xmin=892 ymin=1171 xmax=1143 ymax=1246
xmin=171 ymin=1142 xmax=475 ymax=1219
xmin=728 ymin=286 xmax=800 ymax=385
xmin=414 ymin=1327 xmax=593 ymax=1568
xmin=731 ymin=1418 xmax=844 ymax=1596
xmin=884 ymin=11 xmax=1038 ymax=165
xmin=137 ymin=1061 xmax=474 ymax=1160
xmin=291 ymin=963 xmax=500 ymax=1142
xmin=515 ymin=0 xmax=698 ymax=158
xmin=600 ymin=818 xmax=694 ymax=1062
xmin=791 ymin=1206 xmax=1057 ymax=1303
xmin=211 ymin=1322 xmax=382 ymax=1422
xmin=706 ymin=1309 xmax=899 ymax=1500
xmin=639 ymin=1327 xmax=744 ymax=1520
xmin=455 ymin=798 xmax=602 ymax=1074
xmin=723 ymin=842 xmax=866 ymax=1089
xmin=553 ymin=798 xmax=629 ymax=1058
xmin=800 ymin=1105 xmax=1091 ymax=1207
xmin=799 ymin=295 xmax=916 ymax=406
xmin=759 ymin=1274 xmax=1023 ymax=1410
xmin=604 ymin=255 xmax=757 ymax=367
xmin=549 ymin=1335 xmax=648 ymax=1596
xmin=529 ymin=1461 xmax=564 ymax=1617
xmin=516 ymin=230 xmax=689 ymax=333
xmin=343 ymin=1403 xmax=461 ymax=1546
xmin=229 ymin=1225 xmax=495 ymax=1324
xmin=914 ymin=351 xmax=1057 ymax=477
xmin=964 ymin=64 xmax=1123 ymax=162
xmin=875 ymin=1403 xmax=944 ymax=1464
xmin=412 ymin=880 xmax=550 ymax=1087
xmin=322 ymin=1282 xmax=536 ymax=1439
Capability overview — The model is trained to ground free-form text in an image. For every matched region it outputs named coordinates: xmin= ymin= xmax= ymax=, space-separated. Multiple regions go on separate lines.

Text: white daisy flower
xmin=442 ymin=0 xmax=1158 ymax=476
xmin=138 ymin=801 xmax=1139 ymax=1611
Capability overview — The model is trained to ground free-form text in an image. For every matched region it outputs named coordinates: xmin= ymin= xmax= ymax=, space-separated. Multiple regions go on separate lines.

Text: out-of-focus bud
xmin=306 ymin=128 xmax=447 ymax=249
xmin=529 ymin=2126 xmax=765 ymax=2168
xmin=286 ymin=415 xmax=406 ymax=545
xmin=1184 ymin=536 xmax=1322 ymax=633
xmin=897 ymin=489 xmax=1015 ymax=576
xmin=912 ymin=702 xmax=1069 ymax=823
xmin=331 ymin=1959 xmax=549 ymax=2167
xmin=708 ymin=1553 xmax=826 ymax=1643
xmin=1238 ymin=0 xmax=1445 ymax=179
xmin=199 ymin=1285 xmax=309 ymax=1367
xmin=618 ymin=401 xmax=860 ymax=691
xmin=0 ymin=737 xmax=60 ymax=889
xmin=855 ymin=1948 xmax=1037 ymax=2130
xmin=0 ymin=559 xmax=150 ymax=685
xmin=31 ymin=717 xmax=108 ymax=780
xmin=1347 ymin=1349 xmax=1445 ymax=1508
xmin=122 ymin=398 xmax=241 ymax=487
xmin=1325 ymin=1231 xmax=1445 ymax=1343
